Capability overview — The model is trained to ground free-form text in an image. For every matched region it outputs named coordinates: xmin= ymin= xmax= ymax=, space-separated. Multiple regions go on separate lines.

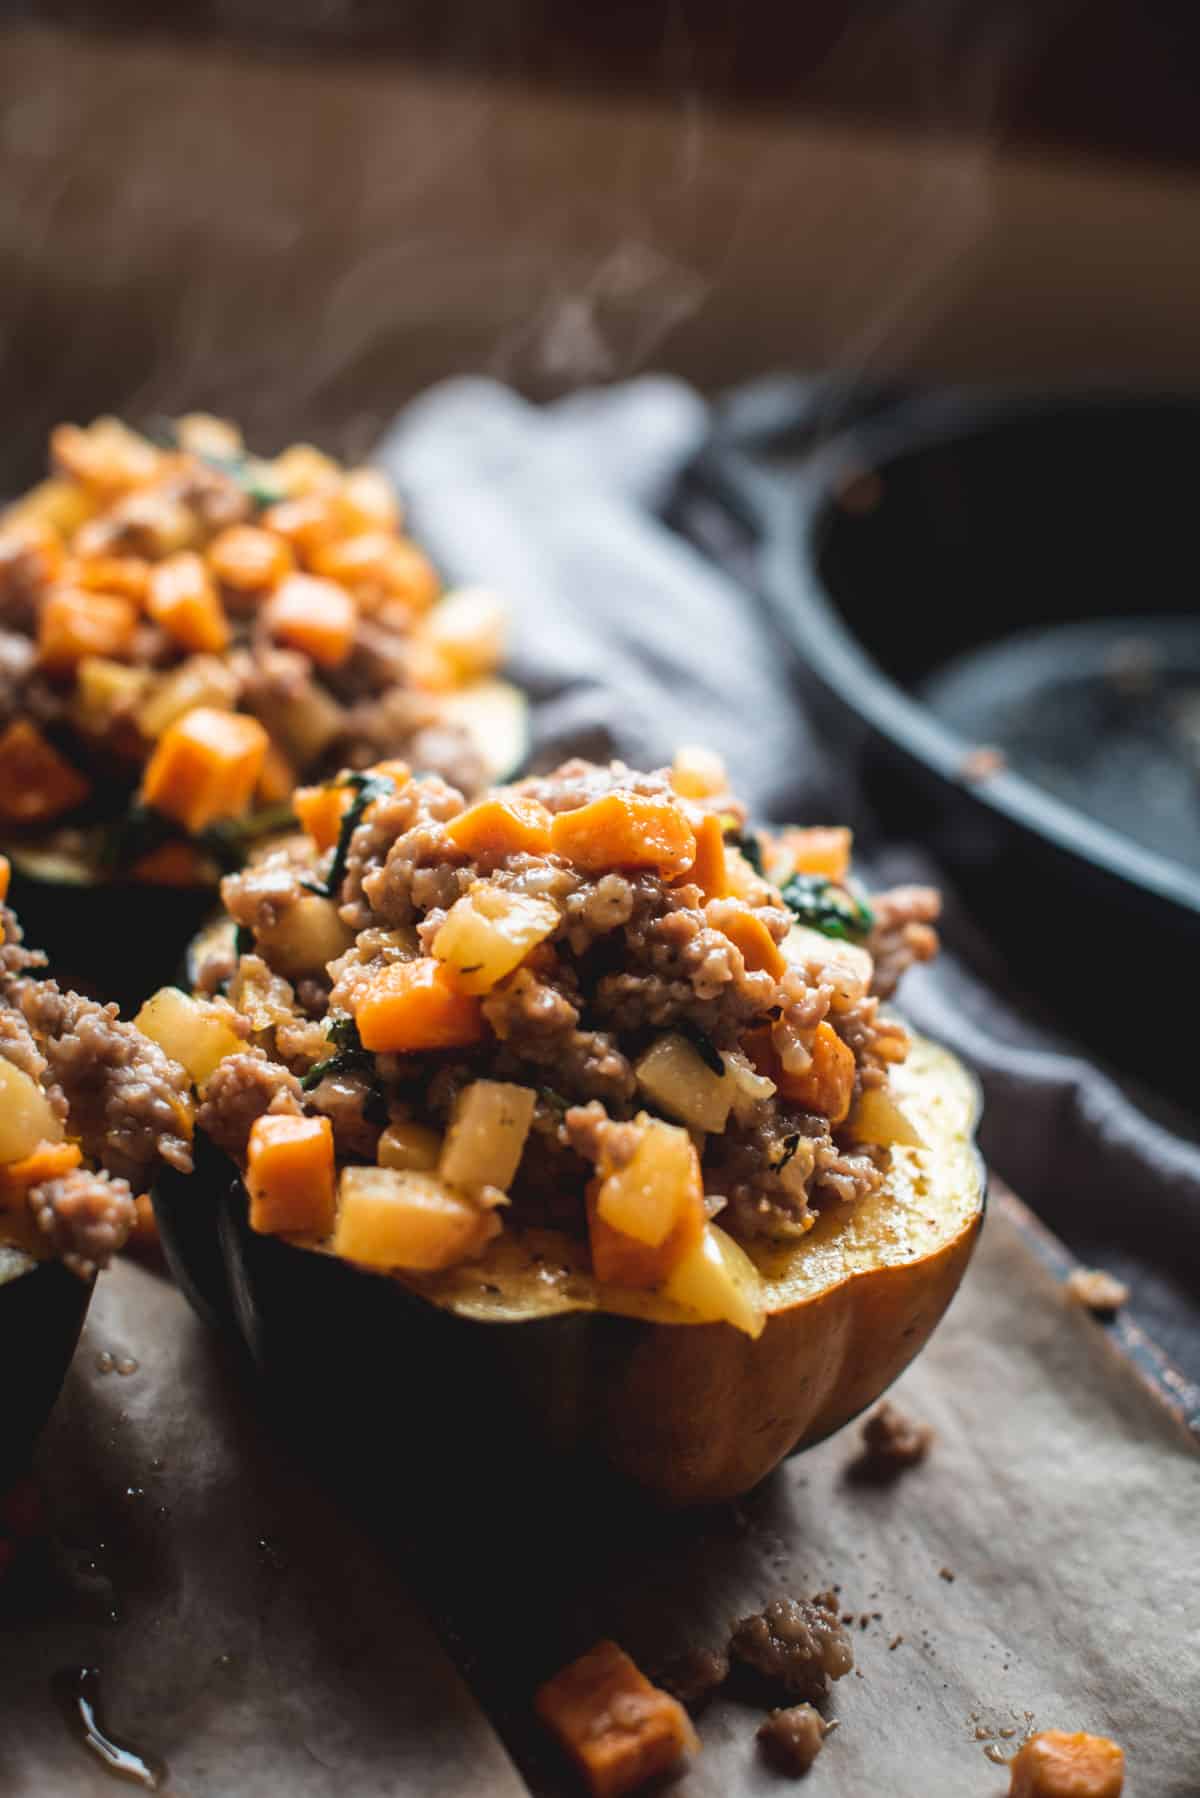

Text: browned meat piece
xmin=655 ymin=1646 xmax=730 ymax=1709
xmin=303 ymin=1071 xmax=383 ymax=1160
xmin=1066 ymin=1267 xmax=1129 ymax=1315
xmin=729 ymin=1595 xmax=853 ymax=1703
xmin=867 ymin=885 xmax=941 ymax=1000
xmin=196 ymin=1047 xmax=302 ymax=1161
xmin=27 ymin=1167 xmax=137 ymax=1280
xmin=847 ymin=1400 xmax=934 ymax=1483
xmin=0 ymin=903 xmax=48 ymax=982
xmin=18 ymin=981 xmax=193 ymax=1183
xmin=757 ymin=1703 xmax=832 ymax=1776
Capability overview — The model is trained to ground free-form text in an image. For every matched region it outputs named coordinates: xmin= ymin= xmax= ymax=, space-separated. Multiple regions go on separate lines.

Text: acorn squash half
xmin=153 ymin=1034 xmax=982 ymax=1505
xmin=0 ymin=1245 xmax=92 ymax=1482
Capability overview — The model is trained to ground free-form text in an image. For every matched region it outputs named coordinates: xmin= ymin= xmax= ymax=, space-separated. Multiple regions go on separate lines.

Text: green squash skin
xmin=7 ymin=862 xmax=217 ymax=1014
xmin=153 ymin=1101 xmax=986 ymax=1506
xmin=0 ymin=1258 xmax=92 ymax=1483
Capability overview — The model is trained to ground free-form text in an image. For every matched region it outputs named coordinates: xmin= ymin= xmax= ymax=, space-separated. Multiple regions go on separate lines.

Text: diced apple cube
xmin=438 ymin=1080 xmax=536 ymax=1192
xmin=432 ymin=884 xmax=558 ymax=994
xmin=134 ymin=987 xmax=243 ymax=1088
xmin=663 ymin=1223 xmax=766 ymax=1338
xmin=635 ymin=1035 xmax=733 ymax=1134
xmin=334 ymin=1165 xmax=499 ymax=1272
xmin=594 ymin=1115 xmax=702 ymax=1249
xmin=0 ymin=1061 xmax=65 ymax=1165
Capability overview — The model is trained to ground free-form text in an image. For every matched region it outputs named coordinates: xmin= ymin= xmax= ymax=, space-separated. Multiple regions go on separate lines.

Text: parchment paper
xmin=3 ymin=1189 xmax=1197 ymax=1795
xmin=0 ymin=1263 xmax=527 ymax=1797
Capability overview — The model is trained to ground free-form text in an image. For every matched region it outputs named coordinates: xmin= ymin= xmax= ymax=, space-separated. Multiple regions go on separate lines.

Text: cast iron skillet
xmin=706 ymin=390 xmax=1200 ymax=1103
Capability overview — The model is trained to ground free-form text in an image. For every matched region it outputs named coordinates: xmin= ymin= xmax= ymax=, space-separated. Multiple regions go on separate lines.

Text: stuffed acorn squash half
xmin=150 ymin=749 xmax=983 ymax=1504
xmin=0 ymin=414 xmax=525 ymax=1004
xmin=0 ymin=859 xmax=195 ymax=1479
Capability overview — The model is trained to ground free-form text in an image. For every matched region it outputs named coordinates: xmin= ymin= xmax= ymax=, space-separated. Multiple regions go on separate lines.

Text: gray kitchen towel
xmin=378 ymin=375 xmax=1200 ymax=1385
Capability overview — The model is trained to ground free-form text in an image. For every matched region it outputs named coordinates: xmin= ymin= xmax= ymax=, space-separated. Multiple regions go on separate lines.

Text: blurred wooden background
xmin=2 ymin=4 xmax=1200 ymax=481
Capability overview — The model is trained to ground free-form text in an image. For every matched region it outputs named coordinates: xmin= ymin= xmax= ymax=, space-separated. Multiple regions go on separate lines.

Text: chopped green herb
xmin=299 ymin=1014 xmax=387 ymax=1124
xmin=724 ymin=828 xmax=765 ymax=878
xmin=678 ymin=1020 xmax=725 ymax=1078
xmin=779 ymin=873 xmax=874 ymax=942
xmin=196 ymin=450 xmax=285 ymax=510
xmin=775 ymin=1132 xmax=802 ymax=1172
xmin=538 ymin=1086 xmax=569 ymax=1116
xmin=303 ymin=771 xmax=398 ymax=899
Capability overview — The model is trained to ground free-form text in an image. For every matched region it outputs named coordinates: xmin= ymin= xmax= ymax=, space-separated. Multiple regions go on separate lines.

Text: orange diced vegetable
xmin=71 ymin=555 xmax=151 ymax=603
xmin=293 ymin=781 xmax=351 ymax=852
xmin=38 ymin=586 xmax=138 ymax=671
xmin=0 ymin=854 xmax=9 ymax=902
xmin=381 ymin=538 xmax=439 ymax=612
xmin=587 ymin=1184 xmax=706 ymax=1289
xmin=51 ymin=419 xmax=160 ymax=495
xmin=682 ymin=812 xmax=727 ymax=898
xmin=337 ymin=467 xmax=401 ymax=534
xmin=0 ymin=720 xmax=90 ymax=825
xmin=549 ymin=792 xmax=696 ymax=880
xmin=535 ymin=1639 xmax=698 ymax=1798
xmin=0 ymin=1140 xmax=82 ymax=1206
xmin=129 ymin=1192 xmax=159 ymax=1252
xmin=587 ymin=1116 xmax=707 ymax=1289
xmin=1009 ymin=1731 xmax=1125 ymax=1798
xmin=444 ymin=795 xmax=553 ymax=862
xmin=246 ymin=1113 xmax=336 ymax=1238
xmin=334 ymin=1165 xmax=497 ymax=1271
xmin=260 ymin=493 xmax=340 ymax=559
xmin=207 ymin=524 xmax=294 ymax=593
xmin=774 ymin=824 xmax=852 ymax=883
xmin=129 ymin=841 xmax=211 ymax=887
xmin=357 ymin=958 xmax=484 ymax=1053
xmin=265 ymin=574 xmax=357 ymax=668
xmin=255 ymin=741 xmax=295 ymax=807
xmin=669 ymin=744 xmax=728 ymax=799
xmin=269 ymin=443 xmax=341 ymax=497
xmin=713 ymin=901 xmax=786 ymax=978
xmin=146 ymin=553 xmax=231 ymax=654
xmin=139 ymin=706 xmax=269 ymax=834
xmin=307 ymin=532 xmax=402 ymax=592
xmin=774 ymin=1020 xmax=856 ymax=1124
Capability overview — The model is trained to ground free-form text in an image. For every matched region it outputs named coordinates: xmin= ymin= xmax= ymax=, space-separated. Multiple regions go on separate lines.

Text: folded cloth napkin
xmin=378 ymin=376 xmax=1200 ymax=1388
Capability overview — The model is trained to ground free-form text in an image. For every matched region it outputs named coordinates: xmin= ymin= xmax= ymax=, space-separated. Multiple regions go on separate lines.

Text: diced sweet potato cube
xmin=379 ymin=537 xmax=439 ymax=612
xmin=0 ymin=1140 xmax=82 ymax=1206
xmin=774 ymin=1020 xmax=856 ymax=1124
xmin=51 ymin=418 xmax=160 ymax=495
xmin=773 ymin=824 xmax=852 ymax=884
xmin=139 ymin=706 xmax=269 ymax=834
xmin=550 ymin=792 xmax=696 ymax=880
xmin=0 ymin=854 xmax=9 ymax=902
xmin=307 ymin=531 xmax=403 ymax=594
xmin=207 ymin=525 xmax=294 ymax=593
xmin=0 ymin=719 xmax=90 ymax=825
xmin=682 ymin=812 xmax=727 ymax=898
xmin=293 ymin=781 xmax=351 ymax=852
xmin=260 ymin=493 xmax=340 ymax=559
xmin=268 ymin=443 xmax=341 ymax=498
xmin=72 ymin=554 xmax=151 ymax=603
xmin=712 ymin=900 xmax=786 ymax=977
xmin=333 ymin=1165 xmax=498 ymax=1271
xmin=356 ymin=958 xmax=484 ymax=1053
xmin=38 ymin=586 xmax=138 ymax=671
xmin=444 ymin=795 xmax=553 ymax=862
xmin=425 ymin=586 xmax=507 ymax=679
xmin=588 ymin=1116 xmax=706 ymax=1288
xmin=265 ymin=574 xmax=357 ymax=668
xmin=146 ymin=553 xmax=230 ymax=654
xmin=1009 ymin=1731 xmax=1125 ymax=1798
xmin=670 ymin=743 xmax=727 ymax=799
xmin=246 ymin=1113 xmax=336 ymax=1237
xmin=535 ymin=1639 xmax=698 ymax=1798
xmin=337 ymin=466 xmax=401 ymax=534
